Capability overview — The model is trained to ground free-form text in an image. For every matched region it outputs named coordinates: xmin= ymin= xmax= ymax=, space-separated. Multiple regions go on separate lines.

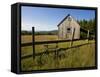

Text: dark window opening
xmin=67 ymin=28 xmax=71 ymax=33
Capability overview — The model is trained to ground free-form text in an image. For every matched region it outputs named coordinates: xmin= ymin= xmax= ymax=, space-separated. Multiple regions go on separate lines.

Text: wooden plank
xmin=35 ymin=42 xmax=94 ymax=56
xmin=87 ymin=30 xmax=90 ymax=38
xmin=80 ymin=28 xmax=88 ymax=33
xmin=80 ymin=28 xmax=94 ymax=35
xmin=21 ymin=38 xmax=89 ymax=47
xmin=21 ymin=42 xmax=94 ymax=59
xmin=70 ymin=28 xmax=75 ymax=47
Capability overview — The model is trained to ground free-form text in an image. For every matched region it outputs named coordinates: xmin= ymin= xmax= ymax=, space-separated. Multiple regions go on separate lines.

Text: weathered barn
xmin=57 ymin=14 xmax=80 ymax=40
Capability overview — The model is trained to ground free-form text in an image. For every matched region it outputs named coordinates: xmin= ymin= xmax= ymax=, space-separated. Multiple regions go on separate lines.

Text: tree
xmin=78 ymin=18 xmax=96 ymax=38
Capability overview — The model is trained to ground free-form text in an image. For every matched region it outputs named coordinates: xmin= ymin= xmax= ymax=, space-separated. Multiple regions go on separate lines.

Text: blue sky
xmin=21 ymin=6 xmax=95 ymax=31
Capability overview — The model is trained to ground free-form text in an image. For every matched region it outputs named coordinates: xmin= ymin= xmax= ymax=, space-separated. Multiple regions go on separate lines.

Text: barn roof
xmin=57 ymin=14 xmax=71 ymax=27
xmin=57 ymin=14 xmax=79 ymax=27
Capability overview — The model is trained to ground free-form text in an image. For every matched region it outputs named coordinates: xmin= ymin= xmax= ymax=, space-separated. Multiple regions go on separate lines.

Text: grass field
xmin=21 ymin=35 xmax=95 ymax=71
xmin=21 ymin=35 xmax=58 ymax=43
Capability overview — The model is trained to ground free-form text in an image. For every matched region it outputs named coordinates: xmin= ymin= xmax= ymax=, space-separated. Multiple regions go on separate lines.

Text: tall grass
xmin=21 ymin=36 xmax=95 ymax=71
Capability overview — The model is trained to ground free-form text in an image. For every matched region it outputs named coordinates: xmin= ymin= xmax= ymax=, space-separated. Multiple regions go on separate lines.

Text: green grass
xmin=21 ymin=39 xmax=94 ymax=56
xmin=21 ymin=35 xmax=95 ymax=71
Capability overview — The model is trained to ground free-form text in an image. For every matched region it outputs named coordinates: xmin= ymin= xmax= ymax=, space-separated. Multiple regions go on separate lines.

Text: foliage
xmin=21 ymin=30 xmax=58 ymax=35
xmin=77 ymin=18 xmax=96 ymax=38
xmin=21 ymin=31 xmax=32 ymax=35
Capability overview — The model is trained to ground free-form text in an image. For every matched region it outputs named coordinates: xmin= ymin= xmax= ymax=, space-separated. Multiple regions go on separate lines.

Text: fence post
xmin=32 ymin=27 xmax=35 ymax=59
xmin=87 ymin=30 xmax=89 ymax=43
xmin=55 ymin=43 xmax=59 ymax=67
xmin=70 ymin=28 xmax=75 ymax=47
xmin=44 ymin=44 xmax=48 ymax=54
xmin=56 ymin=43 xmax=58 ymax=57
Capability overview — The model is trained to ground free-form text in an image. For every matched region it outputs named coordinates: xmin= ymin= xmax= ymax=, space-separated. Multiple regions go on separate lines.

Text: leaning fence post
xmin=70 ymin=28 xmax=75 ymax=47
xmin=87 ymin=30 xmax=89 ymax=43
xmin=55 ymin=43 xmax=59 ymax=67
xmin=32 ymin=27 xmax=35 ymax=59
xmin=55 ymin=43 xmax=59 ymax=59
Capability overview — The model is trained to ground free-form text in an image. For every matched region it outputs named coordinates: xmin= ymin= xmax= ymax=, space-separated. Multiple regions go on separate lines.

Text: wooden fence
xmin=21 ymin=27 xmax=95 ymax=60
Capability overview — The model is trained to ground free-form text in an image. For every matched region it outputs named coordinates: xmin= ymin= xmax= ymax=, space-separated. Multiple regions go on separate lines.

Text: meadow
xmin=21 ymin=35 xmax=95 ymax=71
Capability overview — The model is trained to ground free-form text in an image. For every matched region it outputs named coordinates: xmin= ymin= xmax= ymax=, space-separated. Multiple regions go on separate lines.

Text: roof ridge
xmin=57 ymin=14 xmax=71 ymax=27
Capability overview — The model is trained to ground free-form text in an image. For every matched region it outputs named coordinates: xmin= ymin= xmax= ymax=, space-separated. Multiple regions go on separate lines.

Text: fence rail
xmin=21 ymin=42 xmax=94 ymax=59
xmin=21 ymin=27 xmax=95 ymax=60
xmin=21 ymin=38 xmax=90 ymax=47
xmin=80 ymin=28 xmax=94 ymax=35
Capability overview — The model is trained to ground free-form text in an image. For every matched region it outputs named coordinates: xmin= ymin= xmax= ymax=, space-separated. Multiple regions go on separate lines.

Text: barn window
xmin=67 ymin=27 xmax=71 ymax=33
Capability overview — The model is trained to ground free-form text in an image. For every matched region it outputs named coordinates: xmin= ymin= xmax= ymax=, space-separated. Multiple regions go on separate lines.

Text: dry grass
xmin=21 ymin=35 xmax=96 ymax=71
xmin=21 ymin=35 xmax=58 ymax=43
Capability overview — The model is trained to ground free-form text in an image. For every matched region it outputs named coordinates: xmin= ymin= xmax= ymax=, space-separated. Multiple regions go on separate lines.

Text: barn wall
xmin=58 ymin=16 xmax=80 ymax=40
xmin=58 ymin=24 xmax=63 ymax=39
xmin=70 ymin=19 xmax=80 ymax=39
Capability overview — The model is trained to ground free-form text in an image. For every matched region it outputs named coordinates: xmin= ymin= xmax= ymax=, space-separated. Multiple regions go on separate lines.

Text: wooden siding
xmin=58 ymin=15 xmax=80 ymax=40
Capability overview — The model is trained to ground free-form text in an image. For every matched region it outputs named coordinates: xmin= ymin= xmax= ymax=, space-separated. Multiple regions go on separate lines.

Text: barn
xmin=57 ymin=14 xmax=80 ymax=40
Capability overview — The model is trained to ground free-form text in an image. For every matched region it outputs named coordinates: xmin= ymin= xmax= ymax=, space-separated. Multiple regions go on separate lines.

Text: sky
xmin=21 ymin=6 xmax=95 ymax=31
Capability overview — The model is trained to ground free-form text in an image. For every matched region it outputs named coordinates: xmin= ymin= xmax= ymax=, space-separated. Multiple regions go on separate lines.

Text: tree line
xmin=77 ymin=18 xmax=96 ymax=38
xmin=21 ymin=30 xmax=58 ymax=35
xmin=78 ymin=18 xmax=96 ymax=33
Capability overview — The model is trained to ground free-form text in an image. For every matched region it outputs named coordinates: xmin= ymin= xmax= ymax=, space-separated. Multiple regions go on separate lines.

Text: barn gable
xmin=57 ymin=14 xmax=80 ymax=40
xmin=57 ymin=14 xmax=80 ymax=27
